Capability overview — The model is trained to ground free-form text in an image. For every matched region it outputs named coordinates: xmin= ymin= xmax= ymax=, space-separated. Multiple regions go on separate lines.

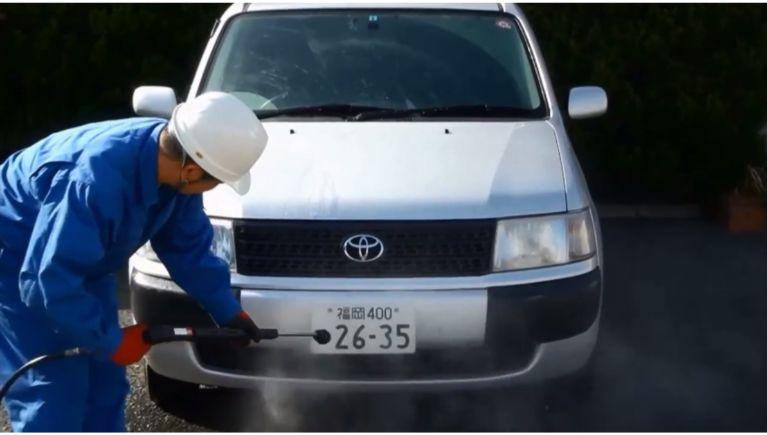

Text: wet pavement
xmin=546 ymin=218 xmax=767 ymax=431
xmin=2 ymin=218 xmax=767 ymax=431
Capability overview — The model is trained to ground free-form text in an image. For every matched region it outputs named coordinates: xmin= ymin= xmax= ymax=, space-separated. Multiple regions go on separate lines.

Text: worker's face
xmin=178 ymin=163 xmax=222 ymax=195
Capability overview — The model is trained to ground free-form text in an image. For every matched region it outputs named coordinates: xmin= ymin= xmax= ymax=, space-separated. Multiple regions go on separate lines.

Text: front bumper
xmin=131 ymin=261 xmax=601 ymax=392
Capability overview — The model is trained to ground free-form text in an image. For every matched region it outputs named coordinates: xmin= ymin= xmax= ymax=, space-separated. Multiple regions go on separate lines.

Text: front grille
xmin=234 ymin=220 xmax=496 ymax=277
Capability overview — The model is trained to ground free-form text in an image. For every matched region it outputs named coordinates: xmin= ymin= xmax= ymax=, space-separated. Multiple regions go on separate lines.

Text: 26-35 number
xmin=334 ymin=324 xmax=411 ymax=350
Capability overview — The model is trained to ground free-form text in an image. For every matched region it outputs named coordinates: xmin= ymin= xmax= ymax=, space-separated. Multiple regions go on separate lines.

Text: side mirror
xmin=568 ymin=86 xmax=608 ymax=119
xmin=132 ymin=86 xmax=178 ymax=118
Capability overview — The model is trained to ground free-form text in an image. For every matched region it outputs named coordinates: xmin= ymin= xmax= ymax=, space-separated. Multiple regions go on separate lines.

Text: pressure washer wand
xmin=279 ymin=332 xmax=324 ymax=338
xmin=142 ymin=326 xmax=331 ymax=345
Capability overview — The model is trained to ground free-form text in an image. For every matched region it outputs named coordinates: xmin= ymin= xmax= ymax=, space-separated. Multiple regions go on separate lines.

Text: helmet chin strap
xmin=178 ymin=150 xmax=189 ymax=189
xmin=167 ymin=123 xmax=190 ymax=190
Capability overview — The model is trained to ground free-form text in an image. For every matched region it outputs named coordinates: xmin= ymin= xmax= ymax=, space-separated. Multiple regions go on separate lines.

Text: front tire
xmin=145 ymin=365 xmax=265 ymax=430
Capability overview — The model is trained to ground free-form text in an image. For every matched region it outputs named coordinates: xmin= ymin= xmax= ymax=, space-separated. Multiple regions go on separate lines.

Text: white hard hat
xmin=168 ymin=91 xmax=268 ymax=195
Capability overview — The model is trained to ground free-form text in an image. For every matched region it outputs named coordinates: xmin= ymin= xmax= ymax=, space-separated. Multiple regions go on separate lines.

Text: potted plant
xmin=723 ymin=165 xmax=767 ymax=233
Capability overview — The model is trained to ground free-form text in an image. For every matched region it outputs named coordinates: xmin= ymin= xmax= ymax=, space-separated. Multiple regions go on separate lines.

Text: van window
xmin=204 ymin=10 xmax=545 ymax=119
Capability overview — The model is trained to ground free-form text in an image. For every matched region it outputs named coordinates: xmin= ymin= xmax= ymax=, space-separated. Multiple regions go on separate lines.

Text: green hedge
xmin=0 ymin=4 xmax=224 ymax=152
xmin=524 ymin=4 xmax=767 ymax=203
xmin=1 ymin=4 xmax=765 ymax=203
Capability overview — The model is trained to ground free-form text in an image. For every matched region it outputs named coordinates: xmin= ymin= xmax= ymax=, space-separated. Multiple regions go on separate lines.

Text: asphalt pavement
xmin=2 ymin=218 xmax=767 ymax=431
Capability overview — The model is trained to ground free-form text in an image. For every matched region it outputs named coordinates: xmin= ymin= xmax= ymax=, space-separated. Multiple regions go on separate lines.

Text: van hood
xmin=204 ymin=121 xmax=566 ymax=220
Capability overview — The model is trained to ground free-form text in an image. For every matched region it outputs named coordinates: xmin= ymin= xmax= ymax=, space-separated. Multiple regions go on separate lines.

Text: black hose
xmin=0 ymin=326 xmax=331 ymax=403
xmin=0 ymin=348 xmax=86 ymax=403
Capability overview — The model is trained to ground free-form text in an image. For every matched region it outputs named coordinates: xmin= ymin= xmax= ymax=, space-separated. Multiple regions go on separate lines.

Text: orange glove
xmin=111 ymin=324 xmax=152 ymax=366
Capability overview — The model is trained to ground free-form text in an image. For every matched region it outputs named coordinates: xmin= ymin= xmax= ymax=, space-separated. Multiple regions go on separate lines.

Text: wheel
xmin=146 ymin=365 xmax=197 ymax=413
xmin=145 ymin=366 xmax=266 ymax=430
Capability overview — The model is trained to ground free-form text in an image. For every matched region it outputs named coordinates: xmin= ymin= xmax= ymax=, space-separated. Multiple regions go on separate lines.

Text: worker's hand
xmin=111 ymin=324 xmax=152 ymax=366
xmin=224 ymin=310 xmax=261 ymax=346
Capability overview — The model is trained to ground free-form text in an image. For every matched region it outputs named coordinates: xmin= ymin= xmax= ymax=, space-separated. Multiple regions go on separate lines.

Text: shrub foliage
xmin=525 ymin=4 xmax=767 ymax=202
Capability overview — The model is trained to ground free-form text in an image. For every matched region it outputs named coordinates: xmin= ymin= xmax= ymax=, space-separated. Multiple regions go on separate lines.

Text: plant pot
xmin=722 ymin=192 xmax=767 ymax=233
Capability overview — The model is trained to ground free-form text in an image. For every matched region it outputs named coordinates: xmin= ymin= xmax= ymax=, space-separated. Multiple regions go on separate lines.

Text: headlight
xmin=135 ymin=218 xmax=237 ymax=272
xmin=210 ymin=218 xmax=236 ymax=271
xmin=493 ymin=209 xmax=595 ymax=272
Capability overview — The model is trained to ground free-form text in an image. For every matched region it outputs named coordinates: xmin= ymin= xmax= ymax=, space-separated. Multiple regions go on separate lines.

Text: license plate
xmin=311 ymin=305 xmax=416 ymax=354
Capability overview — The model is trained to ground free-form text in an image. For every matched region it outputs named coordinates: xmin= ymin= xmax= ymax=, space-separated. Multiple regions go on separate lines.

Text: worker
xmin=0 ymin=92 xmax=268 ymax=431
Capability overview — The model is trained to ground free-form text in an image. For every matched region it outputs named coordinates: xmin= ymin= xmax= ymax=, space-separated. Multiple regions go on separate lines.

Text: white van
xmin=129 ymin=2 xmax=607 ymax=417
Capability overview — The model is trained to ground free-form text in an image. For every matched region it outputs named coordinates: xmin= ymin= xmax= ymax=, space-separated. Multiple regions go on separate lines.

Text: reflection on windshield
xmin=204 ymin=11 xmax=545 ymax=118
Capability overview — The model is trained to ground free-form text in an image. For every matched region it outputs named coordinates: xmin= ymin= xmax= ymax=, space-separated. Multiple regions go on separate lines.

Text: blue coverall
xmin=0 ymin=118 xmax=242 ymax=431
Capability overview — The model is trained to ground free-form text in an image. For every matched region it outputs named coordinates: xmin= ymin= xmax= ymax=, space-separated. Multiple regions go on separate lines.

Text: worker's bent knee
xmin=83 ymin=360 xmax=129 ymax=432
xmin=88 ymin=359 xmax=129 ymax=401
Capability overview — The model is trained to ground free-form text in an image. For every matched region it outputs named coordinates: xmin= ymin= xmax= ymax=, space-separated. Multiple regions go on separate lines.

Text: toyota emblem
xmin=343 ymin=234 xmax=384 ymax=263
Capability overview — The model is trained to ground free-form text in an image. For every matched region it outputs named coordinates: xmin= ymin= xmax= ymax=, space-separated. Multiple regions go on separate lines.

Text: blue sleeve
xmin=150 ymin=195 xmax=241 ymax=325
xmin=18 ymin=174 xmax=124 ymax=358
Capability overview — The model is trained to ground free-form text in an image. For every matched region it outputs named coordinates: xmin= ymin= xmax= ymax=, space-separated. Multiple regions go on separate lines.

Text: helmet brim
xmin=227 ymin=172 xmax=251 ymax=195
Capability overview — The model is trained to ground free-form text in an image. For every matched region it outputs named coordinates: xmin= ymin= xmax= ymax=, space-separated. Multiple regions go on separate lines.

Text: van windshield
xmin=203 ymin=10 xmax=546 ymax=120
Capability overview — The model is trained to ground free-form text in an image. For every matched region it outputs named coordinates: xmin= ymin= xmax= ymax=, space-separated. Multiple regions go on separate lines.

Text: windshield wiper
xmin=256 ymin=104 xmax=389 ymax=120
xmin=351 ymin=104 xmax=541 ymax=121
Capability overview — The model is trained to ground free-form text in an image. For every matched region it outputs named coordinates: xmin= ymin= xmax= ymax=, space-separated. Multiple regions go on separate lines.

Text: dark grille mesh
xmin=234 ymin=219 xmax=495 ymax=277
